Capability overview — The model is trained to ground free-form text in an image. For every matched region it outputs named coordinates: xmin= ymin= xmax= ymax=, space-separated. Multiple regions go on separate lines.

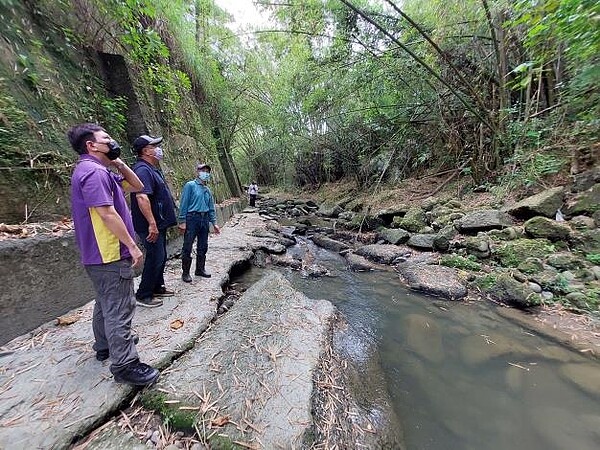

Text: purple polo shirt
xmin=71 ymin=155 xmax=135 ymax=265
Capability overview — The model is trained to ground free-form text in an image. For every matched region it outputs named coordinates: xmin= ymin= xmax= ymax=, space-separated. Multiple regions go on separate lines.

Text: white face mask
xmin=154 ymin=146 xmax=164 ymax=160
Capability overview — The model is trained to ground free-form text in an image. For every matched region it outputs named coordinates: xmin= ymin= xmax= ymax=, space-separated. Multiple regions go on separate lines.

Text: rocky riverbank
xmin=255 ymin=168 xmax=600 ymax=356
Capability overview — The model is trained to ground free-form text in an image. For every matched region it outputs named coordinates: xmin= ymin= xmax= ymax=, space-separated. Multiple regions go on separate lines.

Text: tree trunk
xmin=212 ymin=127 xmax=242 ymax=197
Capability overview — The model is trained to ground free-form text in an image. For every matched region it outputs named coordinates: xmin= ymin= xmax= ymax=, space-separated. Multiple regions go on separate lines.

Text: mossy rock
xmin=565 ymin=290 xmax=600 ymax=312
xmin=493 ymin=238 xmax=555 ymax=268
xmin=569 ymin=215 xmax=596 ymax=231
xmin=344 ymin=214 xmax=382 ymax=231
xmin=546 ymin=253 xmax=586 ymax=271
xmin=393 ymin=206 xmax=427 ymax=232
xmin=479 ymin=274 xmax=542 ymax=308
xmin=524 ymin=216 xmax=571 ymax=242
xmin=463 ymin=235 xmax=491 ymax=258
xmin=378 ymin=227 xmax=410 ymax=245
xmin=518 ymin=257 xmax=544 ymax=275
xmin=421 ymin=196 xmax=439 ymax=212
xmin=564 ymin=184 xmax=600 ymax=216
xmin=431 ymin=213 xmax=455 ymax=228
xmin=488 ymin=226 xmax=524 ymax=241
xmin=530 ymin=269 xmax=560 ymax=291
xmin=569 ymin=229 xmax=600 ymax=254
xmin=440 ymin=254 xmax=481 ymax=271
xmin=475 ymin=273 xmax=498 ymax=291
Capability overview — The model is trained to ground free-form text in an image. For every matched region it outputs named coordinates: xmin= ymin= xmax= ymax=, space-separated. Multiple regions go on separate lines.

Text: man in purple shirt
xmin=68 ymin=123 xmax=159 ymax=386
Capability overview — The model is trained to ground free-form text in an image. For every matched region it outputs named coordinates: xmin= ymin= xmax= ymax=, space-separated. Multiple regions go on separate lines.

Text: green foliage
xmin=101 ymin=0 xmax=193 ymax=121
xmin=510 ymin=0 xmax=600 ymax=120
xmin=586 ymin=254 xmax=600 ymax=265
xmin=550 ymin=273 xmax=571 ymax=295
xmin=98 ymin=96 xmax=128 ymax=137
xmin=16 ymin=53 xmax=41 ymax=92
xmin=440 ymin=254 xmax=482 ymax=271
xmin=475 ymin=274 xmax=497 ymax=291
xmin=0 ymin=85 xmax=31 ymax=166
xmin=511 ymin=0 xmax=600 ymax=67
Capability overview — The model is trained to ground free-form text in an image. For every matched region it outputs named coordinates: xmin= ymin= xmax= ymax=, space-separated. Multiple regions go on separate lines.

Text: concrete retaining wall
xmin=0 ymin=233 xmax=94 ymax=345
xmin=0 ymin=201 xmax=243 ymax=345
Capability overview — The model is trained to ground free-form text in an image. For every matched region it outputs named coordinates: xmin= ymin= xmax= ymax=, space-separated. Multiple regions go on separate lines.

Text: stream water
xmin=233 ymin=239 xmax=600 ymax=450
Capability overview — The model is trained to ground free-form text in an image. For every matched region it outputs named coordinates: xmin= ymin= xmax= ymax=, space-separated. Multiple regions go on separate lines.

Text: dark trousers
xmin=249 ymin=194 xmax=257 ymax=207
xmin=135 ymin=229 xmax=167 ymax=300
xmin=85 ymin=259 xmax=139 ymax=371
xmin=181 ymin=212 xmax=209 ymax=259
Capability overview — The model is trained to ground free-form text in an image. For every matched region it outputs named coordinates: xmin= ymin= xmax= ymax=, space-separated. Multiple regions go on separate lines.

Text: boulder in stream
xmin=345 ymin=252 xmax=380 ymax=271
xmin=397 ymin=265 xmax=468 ymax=300
xmin=311 ymin=233 xmax=350 ymax=252
xmin=355 ymin=244 xmax=411 ymax=265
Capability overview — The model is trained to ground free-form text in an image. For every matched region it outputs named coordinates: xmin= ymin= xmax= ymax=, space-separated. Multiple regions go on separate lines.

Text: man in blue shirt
xmin=130 ymin=135 xmax=178 ymax=306
xmin=178 ymin=163 xmax=221 ymax=282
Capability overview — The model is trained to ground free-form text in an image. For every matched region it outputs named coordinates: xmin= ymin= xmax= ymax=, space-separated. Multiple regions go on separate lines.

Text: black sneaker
xmin=153 ymin=286 xmax=175 ymax=297
xmin=112 ymin=361 xmax=159 ymax=386
xmin=136 ymin=297 xmax=163 ymax=308
xmin=96 ymin=334 xmax=139 ymax=361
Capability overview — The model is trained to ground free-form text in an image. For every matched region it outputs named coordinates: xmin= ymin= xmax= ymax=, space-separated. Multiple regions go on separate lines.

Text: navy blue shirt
xmin=130 ymin=160 xmax=177 ymax=232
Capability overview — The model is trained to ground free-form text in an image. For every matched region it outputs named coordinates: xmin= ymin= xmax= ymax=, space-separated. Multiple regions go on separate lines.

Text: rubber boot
xmin=195 ymin=254 xmax=211 ymax=278
xmin=181 ymin=256 xmax=193 ymax=283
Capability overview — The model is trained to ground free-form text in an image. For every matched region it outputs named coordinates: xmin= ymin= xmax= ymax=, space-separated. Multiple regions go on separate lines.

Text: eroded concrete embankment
xmin=0 ymin=202 xmax=242 ymax=346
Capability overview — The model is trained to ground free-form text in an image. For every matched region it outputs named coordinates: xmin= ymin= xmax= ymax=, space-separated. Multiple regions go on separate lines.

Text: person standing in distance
xmin=247 ymin=181 xmax=258 ymax=207
xmin=130 ymin=135 xmax=177 ymax=308
xmin=178 ymin=163 xmax=220 ymax=282
xmin=67 ymin=123 xmax=159 ymax=386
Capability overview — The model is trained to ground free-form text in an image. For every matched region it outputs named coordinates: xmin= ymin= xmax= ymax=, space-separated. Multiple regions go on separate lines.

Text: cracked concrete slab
xmin=140 ymin=271 xmax=335 ymax=449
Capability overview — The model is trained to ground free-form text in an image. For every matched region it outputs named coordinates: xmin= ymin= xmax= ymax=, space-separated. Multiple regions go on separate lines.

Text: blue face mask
xmin=198 ymin=171 xmax=210 ymax=182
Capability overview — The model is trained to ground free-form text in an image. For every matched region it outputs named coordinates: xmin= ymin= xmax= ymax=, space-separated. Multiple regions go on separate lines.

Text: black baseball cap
xmin=197 ymin=163 xmax=212 ymax=172
xmin=133 ymin=135 xmax=163 ymax=153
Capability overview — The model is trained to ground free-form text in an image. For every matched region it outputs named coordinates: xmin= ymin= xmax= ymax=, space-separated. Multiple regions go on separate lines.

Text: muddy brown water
xmin=233 ymin=238 xmax=600 ymax=450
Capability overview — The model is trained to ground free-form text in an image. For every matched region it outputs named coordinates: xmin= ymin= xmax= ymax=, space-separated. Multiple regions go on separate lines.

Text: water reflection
xmin=235 ymin=241 xmax=600 ymax=450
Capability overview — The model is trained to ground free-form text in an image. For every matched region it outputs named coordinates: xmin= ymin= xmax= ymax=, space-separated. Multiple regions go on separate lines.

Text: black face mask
xmin=105 ymin=140 xmax=121 ymax=160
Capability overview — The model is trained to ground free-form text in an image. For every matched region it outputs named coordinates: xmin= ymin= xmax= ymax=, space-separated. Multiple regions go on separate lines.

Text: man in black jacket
xmin=130 ymin=135 xmax=177 ymax=307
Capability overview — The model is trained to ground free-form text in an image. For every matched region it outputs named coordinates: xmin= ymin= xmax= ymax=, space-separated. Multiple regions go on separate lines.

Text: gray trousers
xmin=85 ymin=259 xmax=139 ymax=371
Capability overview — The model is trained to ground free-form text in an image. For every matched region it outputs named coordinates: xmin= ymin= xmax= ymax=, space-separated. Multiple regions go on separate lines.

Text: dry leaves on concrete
xmin=210 ymin=415 xmax=230 ymax=427
xmin=56 ymin=314 xmax=81 ymax=326
xmin=170 ymin=319 xmax=184 ymax=330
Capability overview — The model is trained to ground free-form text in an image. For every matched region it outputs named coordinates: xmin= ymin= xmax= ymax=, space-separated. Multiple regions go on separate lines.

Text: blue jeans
xmin=85 ymin=259 xmax=139 ymax=371
xmin=181 ymin=212 xmax=209 ymax=259
xmin=136 ymin=229 xmax=167 ymax=300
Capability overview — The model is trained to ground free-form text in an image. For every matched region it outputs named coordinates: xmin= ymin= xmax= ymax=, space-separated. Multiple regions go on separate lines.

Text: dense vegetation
xmin=0 ymin=0 xmax=598 ymax=222
xmin=230 ymin=0 xmax=599 ymax=191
